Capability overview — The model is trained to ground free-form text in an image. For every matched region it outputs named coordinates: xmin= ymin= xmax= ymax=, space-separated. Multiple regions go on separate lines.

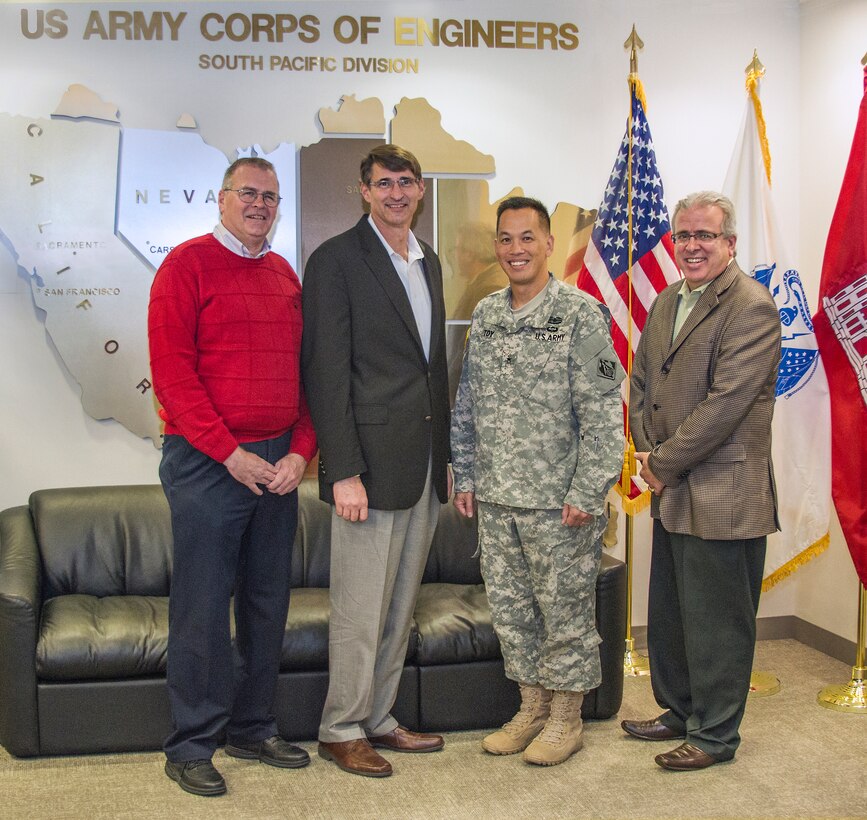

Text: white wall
xmin=1 ymin=0 xmax=861 ymax=643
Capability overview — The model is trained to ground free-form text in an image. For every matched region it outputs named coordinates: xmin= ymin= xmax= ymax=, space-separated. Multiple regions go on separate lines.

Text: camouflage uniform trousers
xmin=478 ymin=501 xmax=603 ymax=692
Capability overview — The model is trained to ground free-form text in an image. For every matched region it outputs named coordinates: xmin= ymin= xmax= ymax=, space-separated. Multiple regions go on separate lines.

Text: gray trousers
xmin=318 ymin=468 xmax=440 ymax=743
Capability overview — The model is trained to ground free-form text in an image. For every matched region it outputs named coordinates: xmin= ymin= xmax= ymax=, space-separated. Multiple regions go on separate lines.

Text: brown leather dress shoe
xmin=317 ymin=739 xmax=393 ymax=777
xmin=655 ymin=742 xmax=719 ymax=770
xmin=621 ymin=717 xmax=686 ymax=741
xmin=368 ymin=725 xmax=445 ymax=753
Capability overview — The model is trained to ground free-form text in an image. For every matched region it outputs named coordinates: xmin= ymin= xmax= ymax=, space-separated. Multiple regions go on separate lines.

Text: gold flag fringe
xmin=614 ymin=483 xmax=651 ymax=515
xmin=630 ymin=75 xmax=647 ymax=112
xmin=746 ymin=70 xmax=772 ymax=186
xmin=761 ymin=532 xmax=830 ymax=592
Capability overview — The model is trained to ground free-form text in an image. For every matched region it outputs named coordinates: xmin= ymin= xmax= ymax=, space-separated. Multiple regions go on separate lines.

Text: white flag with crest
xmin=722 ymin=70 xmax=831 ymax=589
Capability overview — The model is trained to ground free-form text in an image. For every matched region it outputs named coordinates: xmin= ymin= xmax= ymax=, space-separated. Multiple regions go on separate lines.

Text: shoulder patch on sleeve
xmin=575 ymin=329 xmax=626 ymax=390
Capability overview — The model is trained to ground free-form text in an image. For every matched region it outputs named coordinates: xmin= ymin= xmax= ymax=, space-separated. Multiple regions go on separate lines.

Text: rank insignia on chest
xmin=545 ymin=315 xmax=564 ymax=333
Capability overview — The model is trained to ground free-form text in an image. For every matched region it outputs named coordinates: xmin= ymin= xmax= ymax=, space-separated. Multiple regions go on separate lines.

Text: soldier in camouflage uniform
xmin=451 ymin=197 xmax=624 ymax=766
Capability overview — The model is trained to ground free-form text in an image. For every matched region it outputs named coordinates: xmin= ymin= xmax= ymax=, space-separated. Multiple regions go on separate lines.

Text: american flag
xmin=574 ymin=81 xmax=680 ymax=501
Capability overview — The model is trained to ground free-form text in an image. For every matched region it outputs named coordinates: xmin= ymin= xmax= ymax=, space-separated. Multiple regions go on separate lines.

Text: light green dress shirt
xmin=672 ymin=279 xmax=710 ymax=341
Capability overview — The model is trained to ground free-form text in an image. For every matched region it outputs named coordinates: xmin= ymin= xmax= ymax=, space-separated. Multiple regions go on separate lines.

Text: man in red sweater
xmin=148 ymin=157 xmax=316 ymax=797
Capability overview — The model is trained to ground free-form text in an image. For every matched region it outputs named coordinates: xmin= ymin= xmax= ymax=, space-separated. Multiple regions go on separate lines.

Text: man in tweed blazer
xmin=623 ymin=191 xmax=781 ymax=770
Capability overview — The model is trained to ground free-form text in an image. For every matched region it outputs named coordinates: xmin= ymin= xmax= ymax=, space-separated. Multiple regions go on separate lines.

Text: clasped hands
xmin=634 ymin=451 xmax=665 ymax=495
xmin=223 ymin=447 xmax=307 ymax=496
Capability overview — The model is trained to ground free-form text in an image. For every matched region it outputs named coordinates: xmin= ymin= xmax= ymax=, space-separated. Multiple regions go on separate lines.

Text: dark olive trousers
xmin=647 ymin=519 xmax=766 ymax=760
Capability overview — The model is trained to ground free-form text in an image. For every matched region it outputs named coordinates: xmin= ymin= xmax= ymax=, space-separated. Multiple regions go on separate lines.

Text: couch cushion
xmin=31 ymin=486 xmax=173 ymax=599
xmin=37 ymin=588 xmax=338 ymax=682
xmin=279 ymin=587 xmax=330 ymax=671
xmin=37 ymin=594 xmax=168 ymax=680
xmin=37 ymin=587 xmax=337 ymax=680
xmin=412 ymin=583 xmax=501 ymax=665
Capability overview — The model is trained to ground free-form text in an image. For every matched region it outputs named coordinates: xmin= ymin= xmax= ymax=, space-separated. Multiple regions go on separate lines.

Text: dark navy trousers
xmin=160 ymin=431 xmax=297 ymax=763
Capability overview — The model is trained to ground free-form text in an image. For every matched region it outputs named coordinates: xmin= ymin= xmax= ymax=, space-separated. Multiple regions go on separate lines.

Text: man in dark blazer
xmin=624 ymin=191 xmax=781 ymax=770
xmin=301 ymin=145 xmax=450 ymax=778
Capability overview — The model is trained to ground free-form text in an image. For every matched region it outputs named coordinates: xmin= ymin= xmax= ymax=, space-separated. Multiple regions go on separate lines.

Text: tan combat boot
xmin=481 ymin=683 xmax=553 ymax=755
xmin=523 ymin=689 xmax=584 ymax=766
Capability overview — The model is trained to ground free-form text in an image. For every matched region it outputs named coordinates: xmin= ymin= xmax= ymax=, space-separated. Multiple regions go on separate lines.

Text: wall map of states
xmin=4 ymin=86 xmax=594 ymax=445
xmin=3 ymin=86 xmax=299 ymax=444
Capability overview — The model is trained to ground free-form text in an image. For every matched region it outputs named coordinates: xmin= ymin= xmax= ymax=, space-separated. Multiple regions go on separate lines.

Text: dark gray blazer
xmin=629 ymin=261 xmax=781 ymax=540
xmin=301 ymin=216 xmax=450 ymax=509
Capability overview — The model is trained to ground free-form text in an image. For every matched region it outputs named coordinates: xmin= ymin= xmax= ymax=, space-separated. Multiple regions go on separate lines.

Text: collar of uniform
xmin=496 ymin=274 xmax=560 ymax=331
xmin=213 ymin=221 xmax=271 ymax=259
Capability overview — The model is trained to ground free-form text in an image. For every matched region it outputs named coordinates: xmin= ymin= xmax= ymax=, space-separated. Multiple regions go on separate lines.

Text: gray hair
xmin=672 ymin=191 xmax=737 ymax=237
xmin=222 ymin=157 xmax=277 ymax=190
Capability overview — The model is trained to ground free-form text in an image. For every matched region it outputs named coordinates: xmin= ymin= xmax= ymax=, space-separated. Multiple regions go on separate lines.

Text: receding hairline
xmin=222 ymin=157 xmax=278 ymax=191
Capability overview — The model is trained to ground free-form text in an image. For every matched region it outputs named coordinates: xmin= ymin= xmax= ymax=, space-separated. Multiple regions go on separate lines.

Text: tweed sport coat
xmin=301 ymin=216 xmax=451 ymax=510
xmin=629 ymin=261 xmax=781 ymax=541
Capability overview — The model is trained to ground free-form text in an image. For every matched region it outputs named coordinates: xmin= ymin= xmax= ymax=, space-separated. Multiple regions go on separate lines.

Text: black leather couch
xmin=0 ymin=480 xmax=626 ymax=757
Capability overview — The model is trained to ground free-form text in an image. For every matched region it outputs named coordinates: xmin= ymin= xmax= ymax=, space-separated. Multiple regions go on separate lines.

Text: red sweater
xmin=148 ymin=234 xmax=316 ymax=464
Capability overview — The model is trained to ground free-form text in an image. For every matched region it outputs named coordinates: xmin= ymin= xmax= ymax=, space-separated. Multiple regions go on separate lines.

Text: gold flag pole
xmin=623 ymin=506 xmax=649 ymax=675
xmin=741 ymin=49 xmax=780 ymax=697
xmin=621 ymin=24 xmax=650 ymax=677
xmin=817 ymin=581 xmax=867 ymax=712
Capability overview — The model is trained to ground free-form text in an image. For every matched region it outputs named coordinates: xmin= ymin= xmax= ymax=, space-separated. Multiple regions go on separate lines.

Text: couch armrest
xmin=0 ymin=506 xmax=42 ymax=756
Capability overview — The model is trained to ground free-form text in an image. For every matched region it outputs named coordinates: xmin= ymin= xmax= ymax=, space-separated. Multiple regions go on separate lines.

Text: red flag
xmin=813 ymin=66 xmax=867 ymax=587
xmin=573 ymin=80 xmax=680 ymax=510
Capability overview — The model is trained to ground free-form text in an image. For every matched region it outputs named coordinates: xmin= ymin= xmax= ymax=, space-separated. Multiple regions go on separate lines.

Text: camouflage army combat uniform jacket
xmin=451 ymin=276 xmax=625 ymax=513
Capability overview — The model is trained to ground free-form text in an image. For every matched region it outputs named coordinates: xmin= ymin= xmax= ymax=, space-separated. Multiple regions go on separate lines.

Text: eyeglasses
xmin=223 ymin=188 xmax=281 ymax=207
xmin=672 ymin=231 xmax=724 ymax=244
xmin=368 ymin=177 xmax=419 ymax=191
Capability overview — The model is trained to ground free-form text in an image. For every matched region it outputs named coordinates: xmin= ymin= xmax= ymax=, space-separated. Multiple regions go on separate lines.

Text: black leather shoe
xmin=165 ymin=758 xmax=226 ymax=796
xmin=621 ymin=717 xmax=686 ymax=741
xmin=225 ymin=735 xmax=310 ymax=769
xmin=655 ymin=742 xmax=719 ymax=770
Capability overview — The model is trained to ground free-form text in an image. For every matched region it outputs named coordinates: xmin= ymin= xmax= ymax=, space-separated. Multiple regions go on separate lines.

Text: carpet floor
xmin=1 ymin=639 xmax=864 ymax=819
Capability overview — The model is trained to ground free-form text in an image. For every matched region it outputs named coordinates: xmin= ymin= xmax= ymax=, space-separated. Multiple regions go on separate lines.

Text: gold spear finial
xmin=745 ymin=49 xmax=765 ymax=78
xmin=624 ymin=25 xmax=644 ymax=75
xmin=862 ymin=51 xmax=866 ymax=66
